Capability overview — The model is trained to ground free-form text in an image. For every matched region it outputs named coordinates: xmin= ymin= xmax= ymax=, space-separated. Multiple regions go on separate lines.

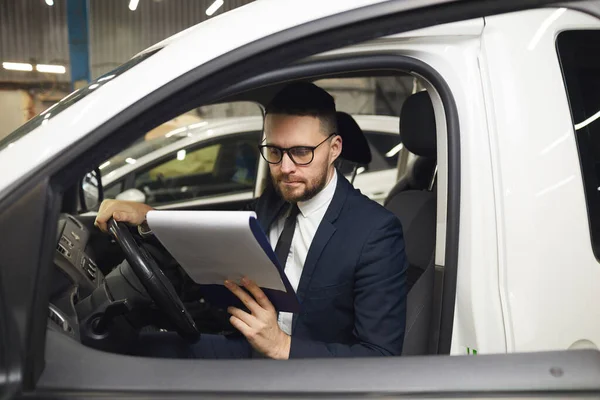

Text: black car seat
xmin=385 ymin=91 xmax=438 ymax=355
xmin=335 ymin=111 xmax=372 ymax=184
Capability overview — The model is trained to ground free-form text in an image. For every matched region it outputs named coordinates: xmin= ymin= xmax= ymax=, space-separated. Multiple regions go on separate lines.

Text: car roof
xmin=135 ymin=0 xmax=390 ymax=57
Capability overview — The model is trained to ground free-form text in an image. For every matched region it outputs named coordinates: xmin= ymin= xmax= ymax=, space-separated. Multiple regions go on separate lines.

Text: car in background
xmin=100 ymin=114 xmax=401 ymax=208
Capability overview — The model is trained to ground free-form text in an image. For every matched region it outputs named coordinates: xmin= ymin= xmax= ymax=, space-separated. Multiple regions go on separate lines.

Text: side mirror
xmin=80 ymin=168 xmax=103 ymax=211
xmin=116 ymin=188 xmax=146 ymax=203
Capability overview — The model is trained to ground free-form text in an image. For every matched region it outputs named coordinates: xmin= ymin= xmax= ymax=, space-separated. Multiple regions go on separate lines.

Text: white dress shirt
xmin=269 ymin=172 xmax=338 ymax=335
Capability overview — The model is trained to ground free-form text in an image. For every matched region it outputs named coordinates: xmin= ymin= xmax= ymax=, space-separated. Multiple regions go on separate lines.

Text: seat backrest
xmin=384 ymin=156 xmax=436 ymax=205
xmin=384 ymin=91 xmax=437 ymax=356
xmin=335 ymin=112 xmax=372 ymax=184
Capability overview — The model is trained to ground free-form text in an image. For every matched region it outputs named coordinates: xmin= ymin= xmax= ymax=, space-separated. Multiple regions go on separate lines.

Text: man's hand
xmin=225 ymin=277 xmax=291 ymax=360
xmin=94 ymin=199 xmax=154 ymax=233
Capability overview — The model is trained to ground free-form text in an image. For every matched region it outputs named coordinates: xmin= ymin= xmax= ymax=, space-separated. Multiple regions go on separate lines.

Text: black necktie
xmin=274 ymin=204 xmax=300 ymax=270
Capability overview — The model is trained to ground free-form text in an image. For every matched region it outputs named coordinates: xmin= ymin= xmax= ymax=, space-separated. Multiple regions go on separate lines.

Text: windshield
xmin=0 ymin=50 xmax=159 ymax=152
xmin=101 ymin=134 xmax=184 ymax=176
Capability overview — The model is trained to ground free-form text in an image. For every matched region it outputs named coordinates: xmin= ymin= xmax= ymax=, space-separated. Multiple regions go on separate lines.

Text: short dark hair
xmin=265 ymin=82 xmax=337 ymax=135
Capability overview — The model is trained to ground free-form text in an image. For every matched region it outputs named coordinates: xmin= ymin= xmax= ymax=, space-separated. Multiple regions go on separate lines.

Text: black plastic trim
xmin=38 ymin=330 xmax=600 ymax=396
xmin=0 ymin=178 xmax=60 ymax=392
xmin=557 ymin=0 xmax=600 ymax=15
xmin=0 ymin=264 xmax=22 ymax=399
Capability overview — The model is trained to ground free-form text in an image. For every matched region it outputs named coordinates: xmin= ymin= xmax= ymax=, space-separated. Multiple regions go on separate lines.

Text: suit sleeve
xmin=289 ymin=214 xmax=408 ymax=358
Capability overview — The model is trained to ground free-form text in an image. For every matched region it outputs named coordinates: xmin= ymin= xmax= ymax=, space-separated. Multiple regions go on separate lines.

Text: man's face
xmin=264 ymin=114 xmax=341 ymax=203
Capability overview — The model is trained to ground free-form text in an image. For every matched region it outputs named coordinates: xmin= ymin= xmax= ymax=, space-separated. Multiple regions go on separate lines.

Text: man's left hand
xmin=225 ymin=277 xmax=291 ymax=360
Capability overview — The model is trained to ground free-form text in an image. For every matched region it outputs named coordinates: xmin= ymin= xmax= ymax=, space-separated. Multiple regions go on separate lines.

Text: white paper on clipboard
xmin=146 ymin=210 xmax=286 ymax=291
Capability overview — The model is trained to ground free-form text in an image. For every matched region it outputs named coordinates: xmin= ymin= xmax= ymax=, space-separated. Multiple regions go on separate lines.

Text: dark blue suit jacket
xmin=252 ymin=172 xmax=407 ymax=357
xmin=139 ymin=172 xmax=408 ymax=359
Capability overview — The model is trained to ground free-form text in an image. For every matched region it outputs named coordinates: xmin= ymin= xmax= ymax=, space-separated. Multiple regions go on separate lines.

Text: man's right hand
xmin=94 ymin=199 xmax=154 ymax=233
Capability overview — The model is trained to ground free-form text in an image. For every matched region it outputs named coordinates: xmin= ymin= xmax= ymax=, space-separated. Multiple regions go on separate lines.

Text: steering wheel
xmin=108 ymin=219 xmax=199 ymax=342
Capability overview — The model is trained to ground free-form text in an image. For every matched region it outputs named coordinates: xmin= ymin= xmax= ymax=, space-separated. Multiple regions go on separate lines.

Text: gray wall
xmin=0 ymin=0 xmax=70 ymax=83
xmin=0 ymin=0 xmax=254 ymax=83
xmin=0 ymin=90 xmax=32 ymax=140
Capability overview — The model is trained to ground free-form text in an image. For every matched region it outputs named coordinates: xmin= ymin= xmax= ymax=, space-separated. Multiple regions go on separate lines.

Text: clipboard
xmin=146 ymin=210 xmax=301 ymax=313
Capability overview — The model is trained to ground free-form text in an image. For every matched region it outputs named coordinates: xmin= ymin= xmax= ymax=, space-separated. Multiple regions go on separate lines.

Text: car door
xmin=2 ymin=0 xmax=600 ymax=399
xmin=0 ymin=269 xmax=20 ymax=400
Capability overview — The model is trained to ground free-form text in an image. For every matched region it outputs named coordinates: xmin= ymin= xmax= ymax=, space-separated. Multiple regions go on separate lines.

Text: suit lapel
xmin=292 ymin=172 xmax=351 ymax=332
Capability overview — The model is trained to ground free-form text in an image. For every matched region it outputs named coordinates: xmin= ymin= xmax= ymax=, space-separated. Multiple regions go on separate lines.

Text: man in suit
xmin=95 ymin=82 xmax=407 ymax=359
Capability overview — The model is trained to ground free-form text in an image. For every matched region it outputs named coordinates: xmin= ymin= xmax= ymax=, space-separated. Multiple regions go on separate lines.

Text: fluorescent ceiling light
xmin=575 ymin=109 xmax=600 ymax=131
xmin=45 ymin=0 xmax=54 ymax=5
xmin=129 ymin=0 xmax=139 ymax=11
xmin=385 ymin=143 xmax=404 ymax=158
xmin=3 ymin=62 xmax=33 ymax=72
xmin=89 ymin=83 xmax=100 ymax=90
xmin=36 ymin=64 xmax=66 ymax=74
xmin=177 ymin=150 xmax=187 ymax=161
xmin=98 ymin=74 xmax=116 ymax=82
xmin=206 ymin=0 xmax=224 ymax=16
xmin=99 ymin=161 xmax=111 ymax=170
xmin=125 ymin=158 xmax=137 ymax=165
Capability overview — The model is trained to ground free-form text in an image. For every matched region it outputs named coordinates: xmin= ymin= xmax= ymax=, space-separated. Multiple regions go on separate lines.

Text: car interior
xmin=334 ymin=111 xmax=373 ymax=183
xmin=47 ymin=71 xmax=442 ymax=359
xmin=133 ymin=132 xmax=262 ymax=206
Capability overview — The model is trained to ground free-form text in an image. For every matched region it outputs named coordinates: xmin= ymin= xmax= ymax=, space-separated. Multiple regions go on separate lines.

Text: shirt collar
xmin=297 ymin=170 xmax=338 ymax=218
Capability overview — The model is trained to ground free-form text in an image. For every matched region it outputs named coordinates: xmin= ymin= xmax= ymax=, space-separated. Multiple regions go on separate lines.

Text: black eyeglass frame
xmin=258 ymin=132 xmax=336 ymax=165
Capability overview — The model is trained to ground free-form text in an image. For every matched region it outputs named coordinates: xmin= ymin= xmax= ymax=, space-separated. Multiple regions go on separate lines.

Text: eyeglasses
xmin=258 ymin=133 xmax=336 ymax=165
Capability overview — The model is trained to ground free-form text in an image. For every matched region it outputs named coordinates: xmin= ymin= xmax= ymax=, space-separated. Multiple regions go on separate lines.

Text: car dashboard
xmin=48 ymin=214 xmax=105 ymax=341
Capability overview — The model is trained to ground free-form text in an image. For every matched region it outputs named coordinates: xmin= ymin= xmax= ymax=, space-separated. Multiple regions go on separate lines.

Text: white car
xmin=1 ymin=0 xmax=600 ymax=398
xmin=100 ymin=115 xmax=400 ymax=207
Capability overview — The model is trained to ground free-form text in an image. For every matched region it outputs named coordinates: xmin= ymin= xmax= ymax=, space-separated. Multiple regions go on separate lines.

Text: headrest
xmin=400 ymin=91 xmax=437 ymax=158
xmin=336 ymin=112 xmax=372 ymax=165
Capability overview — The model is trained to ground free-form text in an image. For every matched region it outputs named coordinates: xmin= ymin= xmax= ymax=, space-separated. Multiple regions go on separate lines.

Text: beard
xmin=272 ymin=165 xmax=329 ymax=203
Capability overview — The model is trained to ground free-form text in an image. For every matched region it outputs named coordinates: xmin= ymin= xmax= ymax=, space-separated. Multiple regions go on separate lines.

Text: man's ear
xmin=329 ymin=135 xmax=343 ymax=164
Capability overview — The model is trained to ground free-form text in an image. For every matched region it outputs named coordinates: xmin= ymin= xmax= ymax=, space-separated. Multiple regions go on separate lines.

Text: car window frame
xmin=36 ymin=53 xmax=460 ymax=390
xmin=13 ymin=26 xmax=464 ymax=400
